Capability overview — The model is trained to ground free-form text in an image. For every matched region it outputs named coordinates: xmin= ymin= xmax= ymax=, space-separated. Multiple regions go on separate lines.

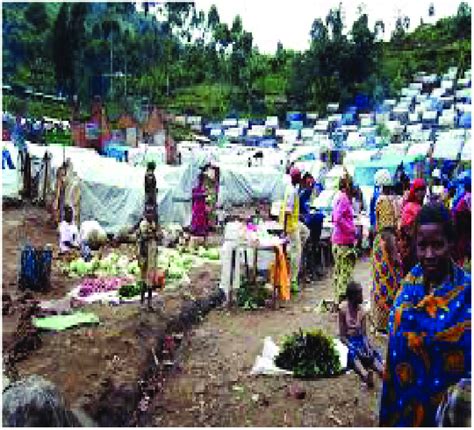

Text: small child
xmin=338 ymin=281 xmax=384 ymax=388
xmin=58 ymin=206 xmax=79 ymax=256
xmin=137 ymin=205 xmax=164 ymax=310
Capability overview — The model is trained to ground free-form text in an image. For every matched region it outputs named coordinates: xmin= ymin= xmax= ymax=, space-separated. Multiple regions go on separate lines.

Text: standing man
xmin=279 ymin=167 xmax=302 ymax=294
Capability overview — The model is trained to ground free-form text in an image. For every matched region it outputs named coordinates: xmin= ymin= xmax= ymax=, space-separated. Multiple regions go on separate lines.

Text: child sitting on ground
xmin=338 ymin=281 xmax=384 ymax=388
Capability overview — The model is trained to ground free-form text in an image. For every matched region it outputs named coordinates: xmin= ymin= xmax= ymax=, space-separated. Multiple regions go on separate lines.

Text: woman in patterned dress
xmin=371 ymin=169 xmax=402 ymax=333
xmin=190 ymin=173 xmax=209 ymax=237
xmin=379 ymin=203 xmax=471 ymax=426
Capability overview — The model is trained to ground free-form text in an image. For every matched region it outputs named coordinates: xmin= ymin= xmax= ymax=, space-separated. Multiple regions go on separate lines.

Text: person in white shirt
xmin=58 ymin=206 xmax=79 ymax=254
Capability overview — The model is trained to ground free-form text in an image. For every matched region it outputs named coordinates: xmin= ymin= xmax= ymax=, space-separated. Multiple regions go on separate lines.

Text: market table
xmin=228 ymin=236 xmax=288 ymax=310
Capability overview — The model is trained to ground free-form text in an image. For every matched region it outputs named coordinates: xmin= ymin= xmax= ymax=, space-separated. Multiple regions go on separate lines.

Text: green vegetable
xmin=237 ymin=283 xmax=270 ymax=310
xmin=69 ymin=260 xmax=78 ymax=272
xmin=118 ymin=283 xmax=142 ymax=298
xmin=108 ymin=252 xmax=119 ymax=264
xmin=167 ymin=265 xmax=185 ymax=279
xmin=83 ymin=261 xmax=94 ymax=273
xmin=75 ymin=259 xmax=88 ymax=276
xmin=274 ymin=329 xmax=341 ymax=378
xmin=203 ymin=248 xmax=220 ymax=260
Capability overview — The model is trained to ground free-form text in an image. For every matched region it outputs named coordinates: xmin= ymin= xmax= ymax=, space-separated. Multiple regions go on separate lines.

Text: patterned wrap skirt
xmin=371 ymin=232 xmax=401 ymax=332
xmin=332 ymin=244 xmax=357 ymax=302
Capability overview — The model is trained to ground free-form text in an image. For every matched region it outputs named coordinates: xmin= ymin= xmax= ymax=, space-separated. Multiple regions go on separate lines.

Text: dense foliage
xmin=275 ymin=329 xmax=341 ymax=378
xmin=2 ymin=2 xmax=471 ymax=120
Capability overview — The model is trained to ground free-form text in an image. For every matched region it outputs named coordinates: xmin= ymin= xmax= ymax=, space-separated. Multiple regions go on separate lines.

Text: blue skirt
xmin=347 ymin=335 xmax=382 ymax=369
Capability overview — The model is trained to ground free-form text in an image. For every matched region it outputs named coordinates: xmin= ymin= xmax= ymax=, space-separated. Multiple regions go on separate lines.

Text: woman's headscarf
xmin=402 ymin=179 xmax=426 ymax=226
xmin=407 ymin=178 xmax=426 ymax=203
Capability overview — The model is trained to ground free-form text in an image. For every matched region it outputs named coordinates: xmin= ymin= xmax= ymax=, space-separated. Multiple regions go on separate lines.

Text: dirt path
xmin=151 ymin=260 xmax=384 ymax=427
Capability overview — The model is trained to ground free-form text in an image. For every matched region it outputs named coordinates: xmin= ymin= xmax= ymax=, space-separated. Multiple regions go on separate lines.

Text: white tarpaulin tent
xmin=218 ymin=165 xmax=287 ymax=206
xmin=343 ymin=149 xmax=377 ymax=167
xmin=406 ymin=142 xmax=431 ymax=158
xmin=432 ymin=140 xmax=463 ymax=160
xmin=25 ymin=142 xmax=195 ymax=233
xmin=461 ymin=142 xmax=471 ymax=161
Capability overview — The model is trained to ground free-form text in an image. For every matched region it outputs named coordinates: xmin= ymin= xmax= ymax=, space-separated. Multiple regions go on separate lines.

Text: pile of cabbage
xmin=66 ymin=253 xmax=140 ymax=278
xmin=66 ymin=247 xmax=220 ymax=287
xmin=157 ymin=247 xmax=220 ymax=281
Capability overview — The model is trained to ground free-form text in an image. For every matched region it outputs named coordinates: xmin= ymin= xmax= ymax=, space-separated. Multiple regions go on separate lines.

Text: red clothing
xmin=401 ymin=178 xmax=426 ymax=227
xmin=401 ymin=201 xmax=422 ymax=227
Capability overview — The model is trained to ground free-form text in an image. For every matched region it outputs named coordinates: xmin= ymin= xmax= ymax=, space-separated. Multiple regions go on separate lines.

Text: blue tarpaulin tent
xmin=459 ymin=112 xmax=471 ymax=129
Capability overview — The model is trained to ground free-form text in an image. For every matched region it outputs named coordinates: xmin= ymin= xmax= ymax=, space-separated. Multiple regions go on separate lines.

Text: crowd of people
xmin=329 ymin=164 xmax=471 ymax=427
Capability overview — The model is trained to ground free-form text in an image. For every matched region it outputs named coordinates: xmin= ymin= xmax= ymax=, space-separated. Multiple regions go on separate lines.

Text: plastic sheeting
xmin=432 ymin=140 xmax=464 ymax=160
xmin=80 ymin=162 xmax=196 ymax=233
xmin=218 ymin=165 xmax=287 ymax=206
xmin=33 ymin=312 xmax=100 ymax=331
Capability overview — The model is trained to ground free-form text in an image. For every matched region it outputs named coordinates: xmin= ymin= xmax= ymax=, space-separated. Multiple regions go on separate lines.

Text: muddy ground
xmin=150 ymin=259 xmax=384 ymax=427
xmin=2 ymin=204 xmax=385 ymax=426
xmin=2 ymin=204 xmax=223 ymax=425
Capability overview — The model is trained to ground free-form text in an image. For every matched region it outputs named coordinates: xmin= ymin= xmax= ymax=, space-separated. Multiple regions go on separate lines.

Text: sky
xmin=192 ymin=0 xmax=462 ymax=53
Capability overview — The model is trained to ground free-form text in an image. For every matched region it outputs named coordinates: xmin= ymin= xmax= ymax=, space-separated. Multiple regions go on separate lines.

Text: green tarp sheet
xmin=33 ymin=312 xmax=99 ymax=331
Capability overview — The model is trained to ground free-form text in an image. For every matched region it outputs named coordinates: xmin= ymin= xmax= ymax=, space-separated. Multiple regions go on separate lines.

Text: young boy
xmin=137 ymin=204 xmax=164 ymax=310
xmin=339 ymin=281 xmax=384 ymax=388
xmin=58 ymin=206 xmax=80 ymax=255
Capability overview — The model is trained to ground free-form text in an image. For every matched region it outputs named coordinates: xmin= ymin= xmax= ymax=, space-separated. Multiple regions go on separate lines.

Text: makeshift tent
xmin=353 ymin=156 xmax=404 ymax=187
xmin=343 ymin=149 xmax=378 ymax=167
xmin=218 ymin=165 xmax=287 ymax=206
xmin=406 ymin=142 xmax=431 ymax=159
xmin=26 ymin=142 xmax=195 ymax=233
xmin=460 ymin=142 xmax=471 ymax=162
xmin=431 ymin=140 xmax=464 ymax=160
xmin=142 ymin=107 xmax=164 ymax=136
xmin=289 ymin=147 xmax=318 ymax=163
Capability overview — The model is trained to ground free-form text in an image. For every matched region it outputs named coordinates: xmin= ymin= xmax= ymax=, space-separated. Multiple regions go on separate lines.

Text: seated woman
xmin=379 ymin=203 xmax=471 ymax=427
xmin=339 ymin=281 xmax=384 ymax=388
xmin=58 ymin=206 xmax=79 ymax=256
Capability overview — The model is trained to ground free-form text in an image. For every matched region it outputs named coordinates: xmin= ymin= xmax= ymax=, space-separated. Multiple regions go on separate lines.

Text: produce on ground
xmin=65 ymin=255 xmax=141 ymax=278
xmin=66 ymin=247 xmax=220 ymax=289
xmin=237 ymin=282 xmax=271 ymax=310
xmin=275 ymin=329 xmax=341 ymax=378
xmin=118 ymin=283 xmax=142 ymax=298
xmin=78 ymin=277 xmax=133 ymax=297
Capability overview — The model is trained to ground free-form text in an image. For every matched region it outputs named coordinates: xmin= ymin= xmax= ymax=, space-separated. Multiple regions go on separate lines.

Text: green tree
xmin=52 ymin=3 xmax=73 ymax=96
xmin=24 ymin=3 xmax=49 ymax=32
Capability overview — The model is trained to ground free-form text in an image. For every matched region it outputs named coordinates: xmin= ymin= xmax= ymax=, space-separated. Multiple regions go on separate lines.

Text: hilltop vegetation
xmin=2 ymin=2 xmax=471 ymax=120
